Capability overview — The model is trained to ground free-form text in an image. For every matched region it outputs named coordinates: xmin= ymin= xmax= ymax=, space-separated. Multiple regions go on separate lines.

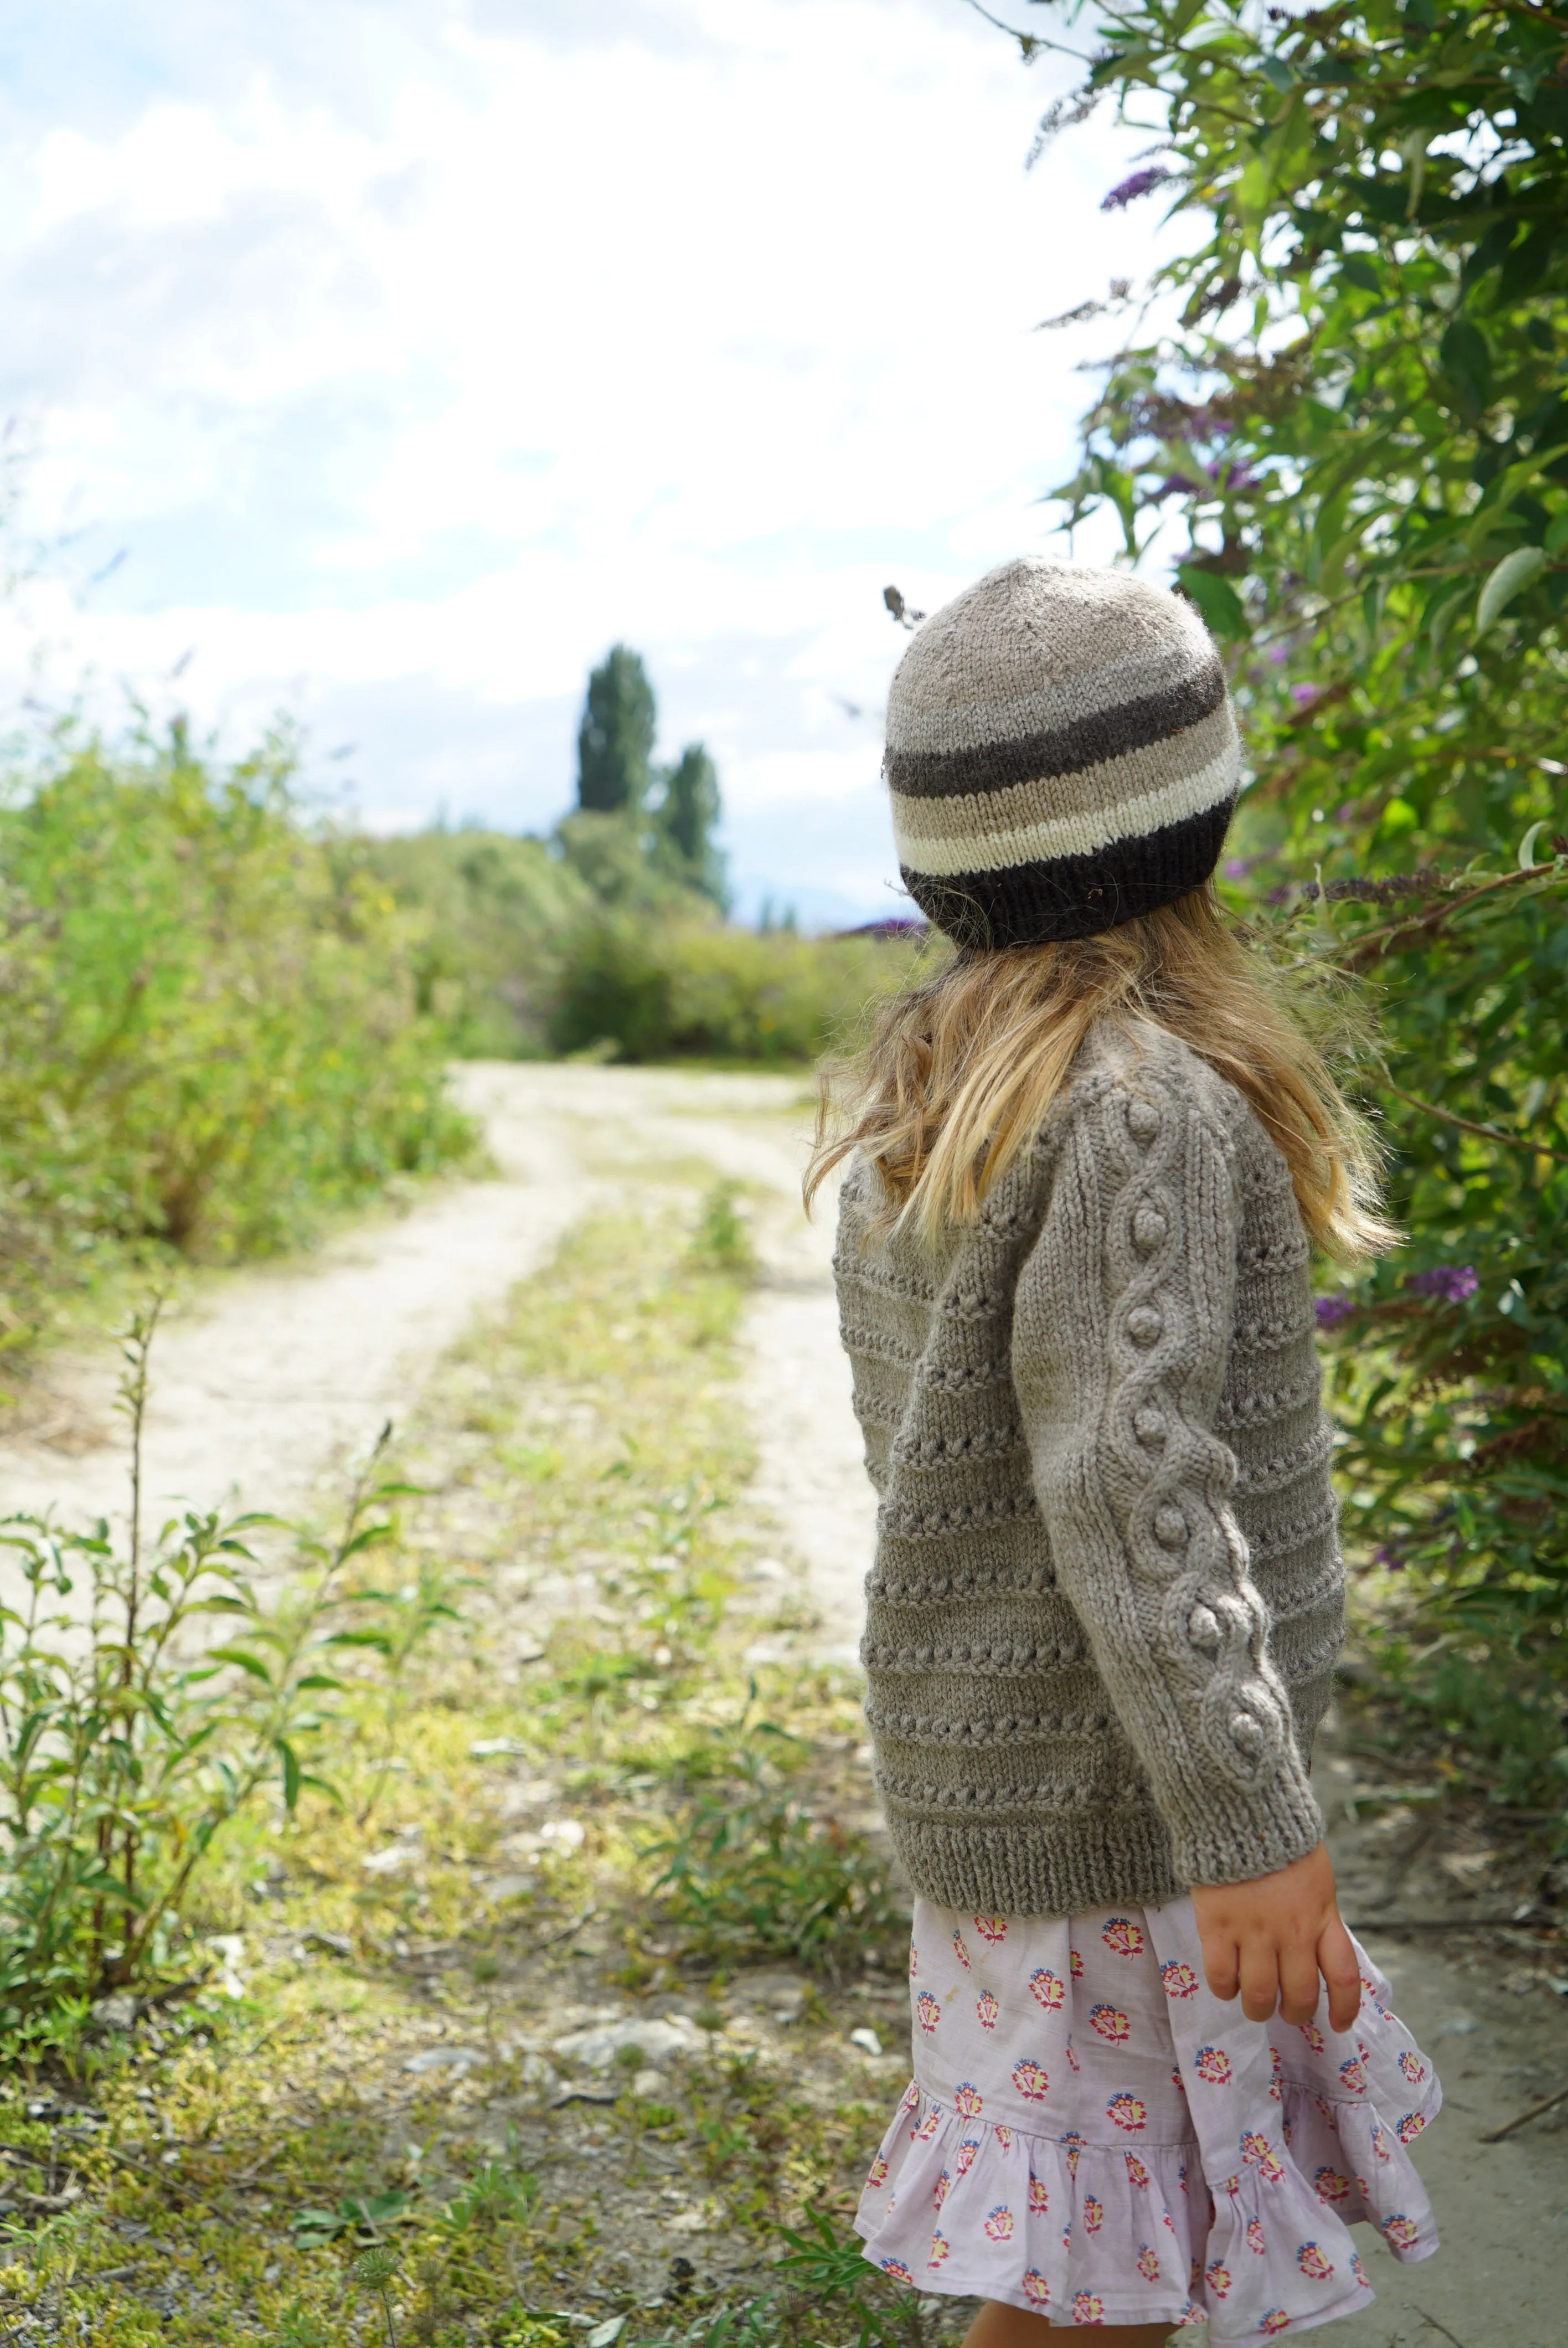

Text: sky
xmin=0 ymin=0 xmax=1178 ymax=928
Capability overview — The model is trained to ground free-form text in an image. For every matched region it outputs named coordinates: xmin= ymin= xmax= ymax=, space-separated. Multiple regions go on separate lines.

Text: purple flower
xmin=1374 ymin=1545 xmax=1407 ymax=1572
xmin=1223 ymin=857 xmax=1255 ymax=879
xmin=1268 ymin=643 xmax=1292 ymax=665
xmin=1315 ymin=1294 xmax=1357 ymax=1329
xmin=1290 ymin=682 xmax=1321 ymax=709
xmin=1155 ymin=457 xmax=1257 ymax=501
xmin=1407 ymin=1265 xmax=1479 ymax=1305
xmin=1100 ymin=166 xmax=1172 ymax=212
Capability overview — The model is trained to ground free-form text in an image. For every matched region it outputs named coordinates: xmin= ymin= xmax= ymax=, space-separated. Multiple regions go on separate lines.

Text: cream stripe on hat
xmin=884 ymin=559 xmax=1241 ymax=949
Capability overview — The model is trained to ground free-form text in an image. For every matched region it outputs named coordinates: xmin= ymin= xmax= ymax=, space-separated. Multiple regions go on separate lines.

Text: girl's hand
xmin=1190 ymin=1843 xmax=1361 ymax=2032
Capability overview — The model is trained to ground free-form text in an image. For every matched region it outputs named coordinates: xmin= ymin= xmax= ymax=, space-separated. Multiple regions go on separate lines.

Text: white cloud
xmin=0 ymin=0 xmax=1184 ymax=921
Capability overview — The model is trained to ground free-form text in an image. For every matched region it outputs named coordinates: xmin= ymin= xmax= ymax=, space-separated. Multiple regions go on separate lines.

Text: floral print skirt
xmin=855 ymin=1896 xmax=1441 ymax=2337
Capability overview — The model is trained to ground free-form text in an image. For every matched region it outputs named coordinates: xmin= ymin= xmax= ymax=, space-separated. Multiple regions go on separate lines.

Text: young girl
xmin=808 ymin=561 xmax=1440 ymax=2342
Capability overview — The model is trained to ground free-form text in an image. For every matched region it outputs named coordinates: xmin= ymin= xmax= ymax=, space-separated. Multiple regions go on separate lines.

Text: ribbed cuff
xmin=1165 ymin=1755 xmax=1325 ymax=1890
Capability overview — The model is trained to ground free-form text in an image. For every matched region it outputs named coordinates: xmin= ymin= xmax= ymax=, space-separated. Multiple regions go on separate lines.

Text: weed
xmin=350 ymin=1561 xmax=471 ymax=1826
xmin=0 ymin=1306 xmax=448 ymax=2030
xmin=353 ymin=2242 xmax=404 ymax=2345
xmin=690 ymin=1183 xmax=754 ymax=1278
xmin=639 ymin=2211 xmax=947 ymax=2348
xmin=277 ymin=2304 xmax=333 ymax=2347
xmin=291 ymin=2190 xmax=412 ymax=2249
xmin=648 ymin=1703 xmax=901 ymax=1978
xmin=441 ymin=2162 xmax=539 ymax=2232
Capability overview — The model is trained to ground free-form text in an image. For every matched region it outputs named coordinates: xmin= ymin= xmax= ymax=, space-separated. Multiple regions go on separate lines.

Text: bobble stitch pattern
xmin=837 ymin=1027 xmax=1342 ymax=1915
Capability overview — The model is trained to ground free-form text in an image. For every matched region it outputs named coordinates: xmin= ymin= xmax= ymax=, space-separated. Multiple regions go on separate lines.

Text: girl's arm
xmin=1015 ymin=1053 xmax=1348 ymax=2015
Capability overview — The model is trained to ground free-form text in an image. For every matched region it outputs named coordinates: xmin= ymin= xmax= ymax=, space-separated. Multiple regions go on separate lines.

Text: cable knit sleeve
xmin=1011 ymin=1049 xmax=1325 ymax=1889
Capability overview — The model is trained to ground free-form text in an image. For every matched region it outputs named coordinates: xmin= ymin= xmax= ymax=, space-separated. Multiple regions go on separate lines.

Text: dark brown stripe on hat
xmin=901 ymin=795 xmax=1235 ymax=951
xmin=885 ymin=655 xmax=1227 ymax=802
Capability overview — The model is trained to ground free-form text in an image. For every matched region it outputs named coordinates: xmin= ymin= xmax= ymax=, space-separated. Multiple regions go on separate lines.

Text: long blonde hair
xmin=806 ymin=886 xmax=1390 ymax=1261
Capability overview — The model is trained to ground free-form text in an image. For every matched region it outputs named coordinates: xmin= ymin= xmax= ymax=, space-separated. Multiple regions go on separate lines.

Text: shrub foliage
xmin=0 ymin=724 xmax=471 ymax=1343
xmin=548 ymin=913 xmax=937 ymax=1064
xmin=1015 ymin=0 xmax=1568 ymax=1788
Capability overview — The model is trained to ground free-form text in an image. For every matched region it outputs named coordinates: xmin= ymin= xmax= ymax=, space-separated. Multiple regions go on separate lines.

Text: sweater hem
xmin=888 ymin=1809 xmax=1185 ymax=1918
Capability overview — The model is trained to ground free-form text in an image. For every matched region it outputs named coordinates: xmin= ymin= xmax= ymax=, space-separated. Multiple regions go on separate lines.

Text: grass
xmin=0 ymin=1181 xmax=964 ymax=2346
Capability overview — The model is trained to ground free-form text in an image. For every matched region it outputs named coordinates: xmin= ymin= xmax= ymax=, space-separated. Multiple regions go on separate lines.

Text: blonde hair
xmin=806 ymin=885 xmax=1391 ymax=1261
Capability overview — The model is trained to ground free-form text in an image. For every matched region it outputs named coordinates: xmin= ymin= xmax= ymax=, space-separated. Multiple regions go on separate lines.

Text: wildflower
xmin=1291 ymin=682 xmax=1321 ymax=709
xmin=1314 ymin=1294 xmax=1356 ymax=1329
xmin=1406 ymin=1264 xmax=1479 ymax=1305
xmin=1101 ymin=166 xmax=1172 ymax=211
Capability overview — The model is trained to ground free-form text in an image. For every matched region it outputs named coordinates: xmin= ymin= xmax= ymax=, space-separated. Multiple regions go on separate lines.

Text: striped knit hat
xmin=885 ymin=559 xmax=1241 ymax=950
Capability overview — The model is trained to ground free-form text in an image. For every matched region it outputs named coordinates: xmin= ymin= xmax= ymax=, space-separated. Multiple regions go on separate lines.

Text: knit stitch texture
xmin=834 ymin=1019 xmax=1337 ymax=1917
xmin=886 ymin=559 xmax=1242 ymax=949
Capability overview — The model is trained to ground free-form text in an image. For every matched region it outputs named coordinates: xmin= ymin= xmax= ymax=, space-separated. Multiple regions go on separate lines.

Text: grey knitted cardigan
xmin=834 ymin=1018 xmax=1339 ymax=1918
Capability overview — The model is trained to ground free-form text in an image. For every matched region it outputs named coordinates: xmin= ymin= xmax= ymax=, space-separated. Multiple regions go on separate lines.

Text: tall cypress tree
xmin=576 ymin=646 xmax=656 ymax=815
xmin=657 ymin=743 xmax=726 ymax=907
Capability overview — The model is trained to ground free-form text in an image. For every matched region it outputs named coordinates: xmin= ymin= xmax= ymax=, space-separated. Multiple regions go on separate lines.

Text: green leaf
xmin=276 ymin=1739 xmax=302 ymax=1813
xmin=1439 ymin=318 xmax=1492 ymax=419
xmin=338 ymin=1525 xmax=393 ymax=1561
xmin=290 ymin=2207 xmax=347 ymax=2243
xmin=205 ymin=1645 xmax=274 ymax=1687
xmin=1477 ymin=545 xmax=1548 ymax=632
xmin=1175 ymin=564 xmax=1247 ymax=640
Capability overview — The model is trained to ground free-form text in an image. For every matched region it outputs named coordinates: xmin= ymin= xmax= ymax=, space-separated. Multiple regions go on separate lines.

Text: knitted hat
xmin=885 ymin=559 xmax=1241 ymax=950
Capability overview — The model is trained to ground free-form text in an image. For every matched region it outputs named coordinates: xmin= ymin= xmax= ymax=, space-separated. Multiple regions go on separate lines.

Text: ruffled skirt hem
xmin=855 ymin=2072 xmax=1441 ymax=2339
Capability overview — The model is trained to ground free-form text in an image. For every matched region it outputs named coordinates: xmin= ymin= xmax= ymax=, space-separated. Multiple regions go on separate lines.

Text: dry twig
xmin=1477 ymin=2077 xmax=1568 ymax=2145
xmin=1381 ymin=1077 xmax=1568 ymax=1166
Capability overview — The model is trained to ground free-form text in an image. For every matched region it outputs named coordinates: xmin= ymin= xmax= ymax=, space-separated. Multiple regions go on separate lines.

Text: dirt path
xmin=0 ymin=1065 xmax=858 ymax=1577
xmin=0 ymin=1063 xmax=1560 ymax=2343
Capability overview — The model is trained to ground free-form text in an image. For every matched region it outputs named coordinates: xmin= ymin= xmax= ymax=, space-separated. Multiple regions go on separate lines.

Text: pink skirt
xmin=855 ymin=1895 xmax=1440 ymax=2338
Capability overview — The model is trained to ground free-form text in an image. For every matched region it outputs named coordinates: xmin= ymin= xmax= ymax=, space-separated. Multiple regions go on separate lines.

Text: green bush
xmin=1021 ymin=0 xmax=1568 ymax=1797
xmin=366 ymin=815 xmax=936 ymax=1071
xmin=365 ymin=825 xmax=591 ymax=1056
xmin=548 ymin=913 xmax=937 ymax=1064
xmin=0 ymin=724 xmax=472 ymax=1342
